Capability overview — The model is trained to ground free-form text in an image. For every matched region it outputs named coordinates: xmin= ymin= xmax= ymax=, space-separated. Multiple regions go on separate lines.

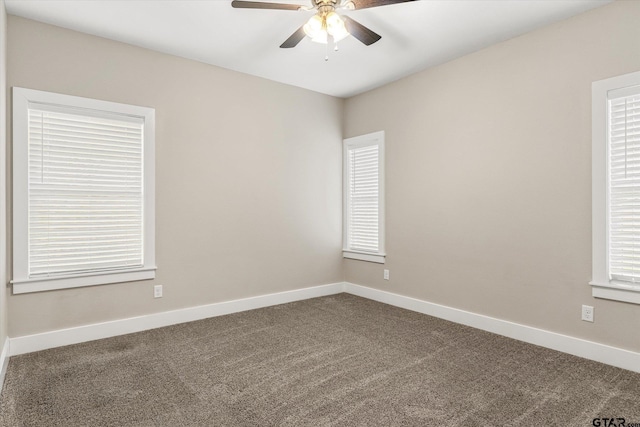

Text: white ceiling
xmin=5 ymin=0 xmax=612 ymax=98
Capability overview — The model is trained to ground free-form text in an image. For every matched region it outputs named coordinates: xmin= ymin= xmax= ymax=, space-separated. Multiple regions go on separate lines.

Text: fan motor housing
xmin=312 ymin=0 xmax=339 ymax=9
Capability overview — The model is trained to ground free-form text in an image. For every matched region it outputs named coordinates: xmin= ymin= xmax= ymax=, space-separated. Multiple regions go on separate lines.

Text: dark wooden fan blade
xmin=347 ymin=0 xmax=416 ymax=10
xmin=343 ymin=16 xmax=381 ymax=46
xmin=231 ymin=1 xmax=305 ymax=10
xmin=280 ymin=25 xmax=307 ymax=48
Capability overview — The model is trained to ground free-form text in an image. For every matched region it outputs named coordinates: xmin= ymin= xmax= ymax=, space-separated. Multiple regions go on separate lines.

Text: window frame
xmin=591 ymin=71 xmax=640 ymax=305
xmin=343 ymin=131 xmax=385 ymax=264
xmin=11 ymin=87 xmax=156 ymax=294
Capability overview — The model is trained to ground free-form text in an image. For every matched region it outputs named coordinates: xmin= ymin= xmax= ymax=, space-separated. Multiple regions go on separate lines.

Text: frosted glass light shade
xmin=303 ymin=15 xmax=324 ymax=39
xmin=326 ymin=12 xmax=349 ymax=42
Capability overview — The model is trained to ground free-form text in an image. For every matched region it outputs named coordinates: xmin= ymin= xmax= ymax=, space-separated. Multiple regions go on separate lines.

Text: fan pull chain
xmin=324 ymin=42 xmax=340 ymax=61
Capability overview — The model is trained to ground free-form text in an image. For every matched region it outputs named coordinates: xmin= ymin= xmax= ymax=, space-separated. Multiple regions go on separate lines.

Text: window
xmin=591 ymin=71 xmax=640 ymax=304
xmin=12 ymin=87 xmax=155 ymax=294
xmin=343 ymin=131 xmax=385 ymax=263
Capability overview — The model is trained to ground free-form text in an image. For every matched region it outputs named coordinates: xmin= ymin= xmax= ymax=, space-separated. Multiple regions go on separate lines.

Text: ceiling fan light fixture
xmin=304 ymin=11 xmax=349 ymax=44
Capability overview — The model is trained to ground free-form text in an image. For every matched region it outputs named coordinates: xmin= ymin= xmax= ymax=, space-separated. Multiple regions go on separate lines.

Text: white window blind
xmin=347 ymin=144 xmax=379 ymax=252
xmin=13 ymin=87 xmax=156 ymax=294
xmin=28 ymin=106 xmax=144 ymax=278
xmin=609 ymin=87 xmax=640 ymax=283
xmin=343 ymin=131 xmax=385 ymax=263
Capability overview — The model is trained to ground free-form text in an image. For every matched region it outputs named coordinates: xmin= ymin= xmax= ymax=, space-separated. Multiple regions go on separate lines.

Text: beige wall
xmin=344 ymin=0 xmax=640 ymax=353
xmin=0 ymin=0 xmax=7 ymax=346
xmin=7 ymin=16 xmax=344 ymax=337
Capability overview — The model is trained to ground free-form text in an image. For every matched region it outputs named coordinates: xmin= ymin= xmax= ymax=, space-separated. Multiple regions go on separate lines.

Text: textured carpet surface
xmin=0 ymin=293 xmax=639 ymax=426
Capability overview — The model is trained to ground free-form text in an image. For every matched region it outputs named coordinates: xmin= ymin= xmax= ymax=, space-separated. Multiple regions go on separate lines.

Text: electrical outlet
xmin=581 ymin=305 xmax=594 ymax=322
xmin=154 ymin=285 xmax=163 ymax=298
xmin=383 ymin=269 xmax=389 ymax=280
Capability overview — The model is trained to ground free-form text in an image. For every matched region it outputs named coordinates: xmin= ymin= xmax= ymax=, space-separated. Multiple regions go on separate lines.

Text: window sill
xmin=12 ymin=267 xmax=157 ymax=294
xmin=343 ymin=250 xmax=385 ymax=264
xmin=589 ymin=281 xmax=640 ymax=305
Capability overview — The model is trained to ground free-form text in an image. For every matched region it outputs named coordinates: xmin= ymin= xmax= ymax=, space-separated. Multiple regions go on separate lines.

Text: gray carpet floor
xmin=0 ymin=293 xmax=638 ymax=426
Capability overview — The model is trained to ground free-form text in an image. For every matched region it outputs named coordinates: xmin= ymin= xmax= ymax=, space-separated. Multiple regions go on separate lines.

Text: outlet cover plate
xmin=581 ymin=305 xmax=594 ymax=322
xmin=154 ymin=285 xmax=163 ymax=298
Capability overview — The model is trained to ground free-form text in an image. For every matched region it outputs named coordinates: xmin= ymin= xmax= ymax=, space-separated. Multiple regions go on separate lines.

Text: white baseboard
xmin=343 ymin=282 xmax=640 ymax=374
xmin=9 ymin=282 xmax=346 ymax=356
xmin=8 ymin=281 xmax=640 ymax=374
xmin=0 ymin=337 xmax=10 ymax=390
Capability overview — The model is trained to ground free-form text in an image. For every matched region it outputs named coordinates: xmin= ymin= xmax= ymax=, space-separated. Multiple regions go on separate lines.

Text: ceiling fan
xmin=231 ymin=0 xmax=416 ymax=49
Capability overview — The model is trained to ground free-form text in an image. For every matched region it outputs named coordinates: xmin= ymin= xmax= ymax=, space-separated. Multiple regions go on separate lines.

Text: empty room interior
xmin=0 ymin=0 xmax=639 ymax=425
